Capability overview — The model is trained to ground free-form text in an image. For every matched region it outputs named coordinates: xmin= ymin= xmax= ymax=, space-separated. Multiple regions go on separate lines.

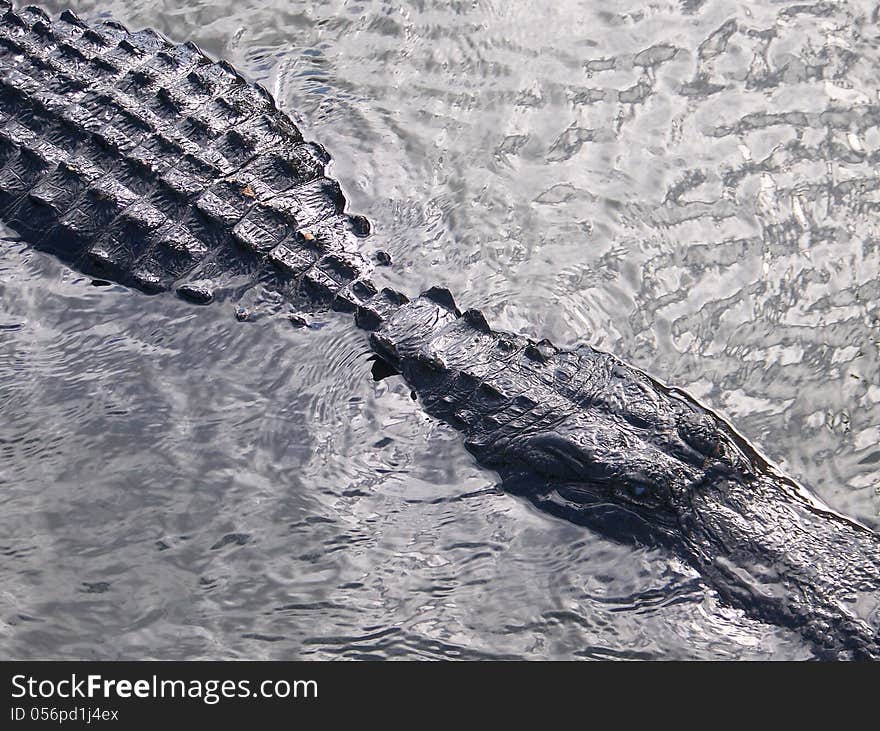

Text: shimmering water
xmin=1 ymin=0 xmax=878 ymax=659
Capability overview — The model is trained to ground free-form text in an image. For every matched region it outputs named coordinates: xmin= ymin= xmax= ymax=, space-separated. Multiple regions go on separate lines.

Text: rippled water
xmin=1 ymin=0 xmax=878 ymax=659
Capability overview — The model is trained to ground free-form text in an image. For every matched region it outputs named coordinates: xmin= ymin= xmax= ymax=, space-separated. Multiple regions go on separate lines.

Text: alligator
xmin=0 ymin=2 xmax=877 ymax=659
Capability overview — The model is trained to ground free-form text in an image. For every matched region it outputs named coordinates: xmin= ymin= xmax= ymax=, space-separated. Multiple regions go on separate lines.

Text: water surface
xmin=1 ymin=0 xmax=878 ymax=659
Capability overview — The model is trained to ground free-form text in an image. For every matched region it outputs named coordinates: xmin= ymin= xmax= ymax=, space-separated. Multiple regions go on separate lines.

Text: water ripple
xmin=1 ymin=0 xmax=877 ymax=659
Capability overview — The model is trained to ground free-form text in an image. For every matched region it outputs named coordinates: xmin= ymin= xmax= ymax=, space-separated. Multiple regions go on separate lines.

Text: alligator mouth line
xmin=0 ymin=1 xmax=877 ymax=659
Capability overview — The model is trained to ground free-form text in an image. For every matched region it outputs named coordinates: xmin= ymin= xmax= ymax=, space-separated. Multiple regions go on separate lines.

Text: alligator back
xmin=0 ymin=2 xmax=376 ymax=308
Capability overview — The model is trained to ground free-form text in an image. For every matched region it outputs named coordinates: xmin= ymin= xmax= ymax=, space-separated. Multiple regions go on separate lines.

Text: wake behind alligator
xmin=0 ymin=2 xmax=877 ymax=658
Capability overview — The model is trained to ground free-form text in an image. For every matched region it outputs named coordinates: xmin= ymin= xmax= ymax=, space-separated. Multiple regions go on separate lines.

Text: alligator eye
xmin=614 ymin=480 xmax=666 ymax=510
xmin=625 ymin=483 xmax=656 ymax=504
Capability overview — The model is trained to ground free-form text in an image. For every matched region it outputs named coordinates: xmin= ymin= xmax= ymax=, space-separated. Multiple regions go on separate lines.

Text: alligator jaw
xmin=677 ymin=474 xmax=880 ymax=659
xmin=497 ymin=434 xmax=880 ymax=660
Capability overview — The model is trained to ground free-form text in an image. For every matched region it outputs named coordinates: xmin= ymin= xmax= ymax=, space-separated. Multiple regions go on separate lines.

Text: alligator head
xmin=373 ymin=292 xmax=880 ymax=658
xmin=484 ymin=388 xmax=880 ymax=660
xmin=477 ymin=369 xmax=760 ymax=544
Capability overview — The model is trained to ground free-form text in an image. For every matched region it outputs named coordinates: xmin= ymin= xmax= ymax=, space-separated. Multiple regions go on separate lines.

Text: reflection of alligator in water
xmin=0 ymin=3 xmax=877 ymax=658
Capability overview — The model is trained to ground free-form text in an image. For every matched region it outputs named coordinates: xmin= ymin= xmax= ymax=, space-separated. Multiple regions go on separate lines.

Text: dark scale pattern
xmin=0 ymin=2 xmax=374 ymax=306
xmin=370 ymin=288 xmax=880 ymax=659
xmin=372 ymin=291 xmax=720 ymax=472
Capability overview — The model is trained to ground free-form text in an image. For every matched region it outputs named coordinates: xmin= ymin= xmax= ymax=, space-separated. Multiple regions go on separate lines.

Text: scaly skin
xmin=1 ymin=3 xmax=878 ymax=658
xmin=371 ymin=292 xmax=880 ymax=658
xmin=0 ymin=1 xmax=377 ymax=310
